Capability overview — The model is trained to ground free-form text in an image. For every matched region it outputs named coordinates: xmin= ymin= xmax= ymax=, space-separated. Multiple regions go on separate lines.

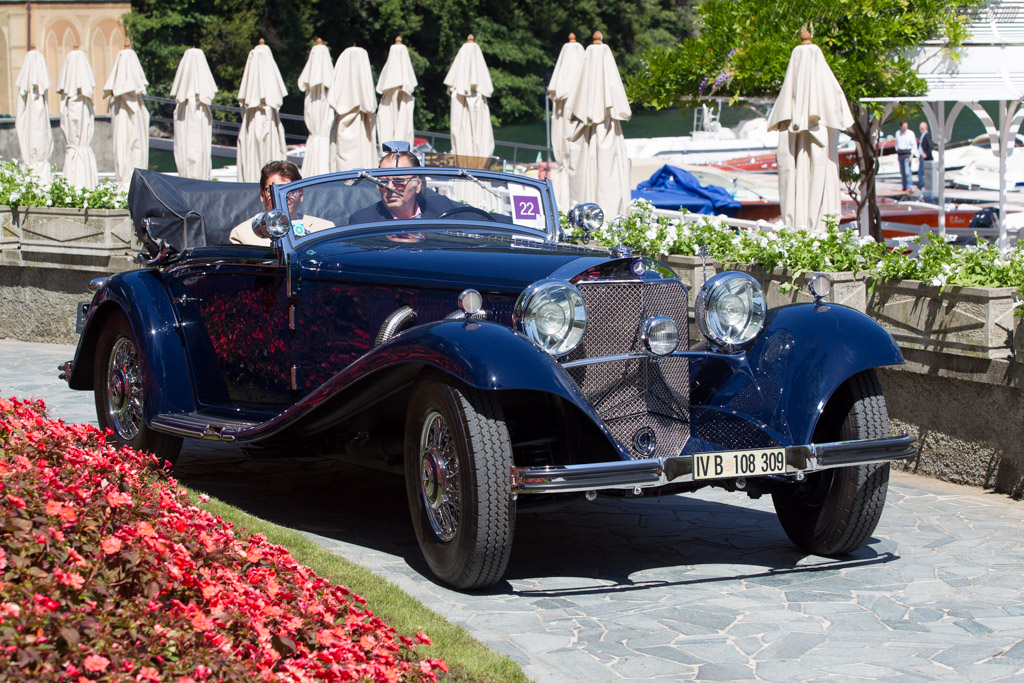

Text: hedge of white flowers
xmin=0 ymin=161 xmax=127 ymax=210
xmin=573 ymin=199 xmax=1024 ymax=296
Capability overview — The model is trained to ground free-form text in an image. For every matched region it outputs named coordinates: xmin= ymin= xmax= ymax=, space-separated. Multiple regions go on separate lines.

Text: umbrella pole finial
xmin=316 ymin=37 xmax=322 ymax=45
xmin=467 ymin=34 xmax=475 ymax=42
xmin=800 ymin=25 xmax=812 ymax=44
xmin=396 ymin=35 xmax=403 ymax=44
xmin=569 ymin=33 xmax=576 ymax=43
xmin=258 ymin=37 xmax=265 ymax=46
xmin=592 ymin=30 xmax=603 ymax=45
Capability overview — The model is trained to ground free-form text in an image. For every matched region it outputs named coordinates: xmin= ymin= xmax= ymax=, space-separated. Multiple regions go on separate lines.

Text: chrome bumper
xmin=510 ymin=434 xmax=916 ymax=494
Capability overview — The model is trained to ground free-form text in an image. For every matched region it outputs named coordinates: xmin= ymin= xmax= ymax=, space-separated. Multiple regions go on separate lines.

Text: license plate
xmin=693 ymin=447 xmax=787 ymax=480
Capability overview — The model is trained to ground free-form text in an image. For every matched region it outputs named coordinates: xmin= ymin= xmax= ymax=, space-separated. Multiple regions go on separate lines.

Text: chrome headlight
xmin=514 ymin=280 xmax=587 ymax=356
xmin=695 ymin=272 xmax=766 ymax=350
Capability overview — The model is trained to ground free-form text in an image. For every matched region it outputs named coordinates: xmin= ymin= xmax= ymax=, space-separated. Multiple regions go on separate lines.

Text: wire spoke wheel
xmin=93 ymin=313 xmax=182 ymax=467
xmin=419 ymin=410 xmax=461 ymax=542
xmin=106 ymin=336 xmax=144 ymax=441
xmin=405 ymin=375 xmax=515 ymax=590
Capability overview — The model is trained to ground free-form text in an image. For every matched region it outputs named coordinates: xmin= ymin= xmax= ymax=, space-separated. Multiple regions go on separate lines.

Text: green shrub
xmin=0 ymin=161 xmax=127 ymax=210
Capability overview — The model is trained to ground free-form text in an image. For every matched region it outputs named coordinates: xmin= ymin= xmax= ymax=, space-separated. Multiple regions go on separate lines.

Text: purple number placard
xmin=512 ymin=195 xmax=541 ymax=221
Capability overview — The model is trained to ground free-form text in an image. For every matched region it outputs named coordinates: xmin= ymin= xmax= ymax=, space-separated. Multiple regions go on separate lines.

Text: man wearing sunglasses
xmin=349 ymin=142 xmax=459 ymax=223
xmin=229 ymin=161 xmax=332 ymax=245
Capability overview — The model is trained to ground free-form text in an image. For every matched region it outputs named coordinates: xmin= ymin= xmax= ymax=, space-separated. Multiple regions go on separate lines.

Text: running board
xmin=150 ymin=413 xmax=261 ymax=442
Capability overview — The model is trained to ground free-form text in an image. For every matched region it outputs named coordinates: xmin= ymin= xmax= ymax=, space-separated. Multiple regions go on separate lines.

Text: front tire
xmin=94 ymin=313 xmax=183 ymax=467
xmin=772 ymin=370 xmax=891 ymax=556
xmin=404 ymin=375 xmax=515 ymax=590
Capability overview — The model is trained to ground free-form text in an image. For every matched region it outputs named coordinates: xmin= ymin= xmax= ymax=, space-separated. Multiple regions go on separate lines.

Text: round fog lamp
xmin=809 ymin=273 xmax=833 ymax=300
xmin=642 ymin=316 xmax=679 ymax=355
xmin=458 ymin=289 xmax=483 ymax=315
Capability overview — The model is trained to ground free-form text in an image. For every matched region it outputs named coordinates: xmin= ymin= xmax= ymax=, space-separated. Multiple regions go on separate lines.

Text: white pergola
xmin=862 ymin=6 xmax=1024 ymax=247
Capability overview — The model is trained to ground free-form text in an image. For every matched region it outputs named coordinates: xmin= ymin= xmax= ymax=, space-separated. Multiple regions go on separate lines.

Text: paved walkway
xmin=3 ymin=339 xmax=1024 ymax=682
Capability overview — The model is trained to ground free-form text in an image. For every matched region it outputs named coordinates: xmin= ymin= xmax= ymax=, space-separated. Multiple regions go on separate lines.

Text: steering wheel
xmin=436 ymin=205 xmax=497 ymax=221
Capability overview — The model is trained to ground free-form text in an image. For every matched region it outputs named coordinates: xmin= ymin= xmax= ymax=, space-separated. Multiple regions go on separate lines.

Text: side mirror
xmin=567 ymin=203 xmax=604 ymax=244
xmin=252 ymin=210 xmax=291 ymax=241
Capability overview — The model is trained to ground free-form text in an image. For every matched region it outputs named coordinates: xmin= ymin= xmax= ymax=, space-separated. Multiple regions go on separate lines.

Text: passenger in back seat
xmin=228 ymin=161 xmax=333 ymax=245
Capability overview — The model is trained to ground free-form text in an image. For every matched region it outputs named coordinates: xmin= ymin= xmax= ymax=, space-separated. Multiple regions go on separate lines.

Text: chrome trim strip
xmin=574 ymin=278 xmax=682 ymax=285
xmin=510 ymin=433 xmax=916 ymax=494
xmin=562 ymin=349 xmax=713 ymax=368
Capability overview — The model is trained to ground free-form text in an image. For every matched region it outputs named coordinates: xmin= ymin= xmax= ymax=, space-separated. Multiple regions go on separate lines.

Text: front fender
xmin=350 ymin=318 xmax=612 ymax=424
xmin=746 ymin=303 xmax=903 ymax=444
xmin=245 ymin=318 xmax=629 ymax=457
xmin=68 ymin=269 xmax=197 ymax=418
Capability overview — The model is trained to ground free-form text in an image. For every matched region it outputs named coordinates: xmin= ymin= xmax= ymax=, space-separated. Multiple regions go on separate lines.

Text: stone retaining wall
xmin=2 ymin=234 xmax=1023 ymax=497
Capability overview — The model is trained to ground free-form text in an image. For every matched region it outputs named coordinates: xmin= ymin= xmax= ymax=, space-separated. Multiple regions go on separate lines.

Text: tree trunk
xmin=849 ymin=104 xmax=882 ymax=241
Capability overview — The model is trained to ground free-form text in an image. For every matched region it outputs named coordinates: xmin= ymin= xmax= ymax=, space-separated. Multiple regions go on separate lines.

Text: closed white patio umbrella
xmin=328 ymin=46 xmax=377 ymax=172
xmin=767 ymin=32 xmax=853 ymax=232
xmin=169 ymin=48 xmax=217 ymax=180
xmin=444 ymin=35 xmax=494 ymax=160
xmin=15 ymin=50 xmax=54 ymax=183
xmin=56 ymin=49 xmax=97 ymax=188
xmin=547 ymin=34 xmax=585 ymax=209
xmin=564 ymin=32 xmax=632 ymax=217
xmin=103 ymin=46 xmax=150 ymax=191
xmin=237 ymin=40 xmax=288 ymax=183
xmin=298 ymin=39 xmax=334 ymax=177
xmin=376 ymin=36 xmax=417 ymax=148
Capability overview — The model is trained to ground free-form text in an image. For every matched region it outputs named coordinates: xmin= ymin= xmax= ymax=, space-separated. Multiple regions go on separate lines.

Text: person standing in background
xmin=917 ymin=121 xmax=933 ymax=190
xmin=894 ymin=121 xmax=916 ymax=192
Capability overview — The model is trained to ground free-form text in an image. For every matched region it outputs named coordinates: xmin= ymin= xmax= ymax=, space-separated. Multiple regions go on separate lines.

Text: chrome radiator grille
xmin=563 ymin=281 xmax=690 ymax=459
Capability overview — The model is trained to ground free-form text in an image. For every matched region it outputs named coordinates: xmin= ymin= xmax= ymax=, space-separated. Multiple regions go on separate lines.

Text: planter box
xmin=663 ymin=254 xmax=717 ymax=294
xmin=868 ymin=279 xmax=1017 ymax=360
xmin=723 ymin=262 xmax=867 ymax=313
xmin=0 ymin=206 xmax=138 ymax=267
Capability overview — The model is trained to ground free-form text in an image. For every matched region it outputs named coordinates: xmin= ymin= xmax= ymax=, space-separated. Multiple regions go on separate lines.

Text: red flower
xmin=136 ymin=665 xmax=161 ymax=681
xmin=106 ymin=490 xmax=133 ymax=508
xmin=83 ymin=654 xmax=110 ymax=672
xmin=101 ymin=536 xmax=123 ymax=555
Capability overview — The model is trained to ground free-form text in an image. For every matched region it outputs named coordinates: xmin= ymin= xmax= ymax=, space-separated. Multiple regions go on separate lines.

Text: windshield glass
xmin=275 ymin=170 xmax=551 ymax=240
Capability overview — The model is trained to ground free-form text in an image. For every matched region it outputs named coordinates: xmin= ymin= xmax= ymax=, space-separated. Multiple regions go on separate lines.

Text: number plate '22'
xmin=693 ymin=448 xmax=787 ymax=480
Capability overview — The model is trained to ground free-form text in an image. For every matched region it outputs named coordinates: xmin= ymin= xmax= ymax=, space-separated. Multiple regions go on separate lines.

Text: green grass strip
xmin=195 ymin=493 xmax=531 ymax=683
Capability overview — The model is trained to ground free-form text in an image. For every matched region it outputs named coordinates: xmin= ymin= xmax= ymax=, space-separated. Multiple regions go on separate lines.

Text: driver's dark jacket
xmin=349 ymin=191 xmax=458 ymax=223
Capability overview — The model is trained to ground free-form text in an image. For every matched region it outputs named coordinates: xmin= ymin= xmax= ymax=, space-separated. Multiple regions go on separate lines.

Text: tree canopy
xmin=626 ymin=0 xmax=982 ymax=237
xmin=123 ymin=0 xmax=695 ymax=130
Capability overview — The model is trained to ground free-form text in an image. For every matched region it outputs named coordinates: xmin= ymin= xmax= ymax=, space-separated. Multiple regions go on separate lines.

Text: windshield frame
xmin=267 ymin=167 xmax=560 ymax=252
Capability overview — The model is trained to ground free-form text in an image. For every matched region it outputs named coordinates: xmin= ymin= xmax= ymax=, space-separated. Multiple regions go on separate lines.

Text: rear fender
xmin=69 ymin=270 xmax=197 ymax=417
xmin=744 ymin=303 xmax=903 ymax=444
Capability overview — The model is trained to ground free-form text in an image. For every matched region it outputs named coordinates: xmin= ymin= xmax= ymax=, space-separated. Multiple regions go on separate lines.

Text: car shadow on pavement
xmin=171 ymin=446 xmax=898 ymax=593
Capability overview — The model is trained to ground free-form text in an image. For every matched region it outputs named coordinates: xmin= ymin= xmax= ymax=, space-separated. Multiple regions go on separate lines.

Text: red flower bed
xmin=0 ymin=396 xmax=447 ymax=682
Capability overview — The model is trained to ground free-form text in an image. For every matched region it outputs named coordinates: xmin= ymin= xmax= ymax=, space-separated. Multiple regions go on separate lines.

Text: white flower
xmin=931 ymin=275 xmax=947 ymax=287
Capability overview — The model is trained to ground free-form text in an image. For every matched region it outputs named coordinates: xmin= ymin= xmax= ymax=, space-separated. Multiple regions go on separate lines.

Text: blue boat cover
xmin=631 ymin=165 xmax=741 ymax=216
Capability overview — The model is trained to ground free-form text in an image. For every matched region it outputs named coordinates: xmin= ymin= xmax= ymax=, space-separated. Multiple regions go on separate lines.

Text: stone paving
xmin=3 ymin=338 xmax=1024 ymax=682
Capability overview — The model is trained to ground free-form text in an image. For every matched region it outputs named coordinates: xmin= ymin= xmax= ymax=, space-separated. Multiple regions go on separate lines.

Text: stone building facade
xmin=0 ymin=1 xmax=130 ymax=116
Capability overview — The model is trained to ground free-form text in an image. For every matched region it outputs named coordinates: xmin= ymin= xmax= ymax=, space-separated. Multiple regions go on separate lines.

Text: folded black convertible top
xmin=127 ymin=169 xmax=264 ymax=255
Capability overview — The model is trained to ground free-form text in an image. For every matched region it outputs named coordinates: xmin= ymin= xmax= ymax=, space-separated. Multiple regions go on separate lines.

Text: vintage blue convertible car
xmin=61 ymin=165 xmax=915 ymax=589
